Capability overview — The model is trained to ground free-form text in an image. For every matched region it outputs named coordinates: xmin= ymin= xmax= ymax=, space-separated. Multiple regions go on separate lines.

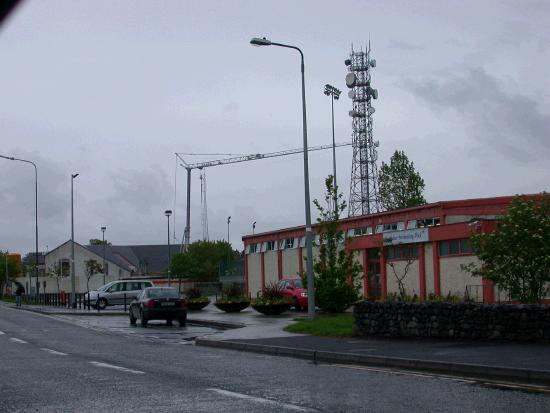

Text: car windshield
xmin=146 ymin=288 xmax=179 ymax=299
xmin=97 ymin=282 xmax=115 ymax=292
xmin=293 ymin=280 xmax=304 ymax=288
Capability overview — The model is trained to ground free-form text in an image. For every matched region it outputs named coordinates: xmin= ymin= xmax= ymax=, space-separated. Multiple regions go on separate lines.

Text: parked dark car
xmin=129 ymin=287 xmax=187 ymax=327
xmin=277 ymin=277 xmax=308 ymax=311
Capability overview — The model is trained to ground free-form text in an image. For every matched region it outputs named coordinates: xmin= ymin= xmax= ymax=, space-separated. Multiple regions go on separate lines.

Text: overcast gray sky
xmin=1 ymin=0 xmax=549 ymax=255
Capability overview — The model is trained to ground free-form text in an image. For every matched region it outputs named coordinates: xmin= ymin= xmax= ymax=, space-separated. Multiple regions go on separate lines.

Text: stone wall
xmin=354 ymin=301 xmax=550 ymax=342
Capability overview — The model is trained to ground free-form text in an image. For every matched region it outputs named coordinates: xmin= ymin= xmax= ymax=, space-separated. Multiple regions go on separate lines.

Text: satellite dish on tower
xmin=370 ymin=59 xmax=376 ymax=68
xmin=348 ymin=90 xmax=355 ymax=99
xmin=345 ymin=73 xmax=357 ymax=88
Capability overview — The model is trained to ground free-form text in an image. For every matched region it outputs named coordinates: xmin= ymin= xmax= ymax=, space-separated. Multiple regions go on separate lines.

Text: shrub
xmin=252 ymin=283 xmax=291 ymax=306
xmin=185 ymin=287 xmax=203 ymax=300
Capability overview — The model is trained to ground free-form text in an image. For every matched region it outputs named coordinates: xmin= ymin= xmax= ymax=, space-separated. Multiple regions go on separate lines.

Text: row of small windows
xmin=439 ymin=239 xmax=472 ymax=256
xmin=246 ymin=237 xmax=302 ymax=254
xmin=348 ymin=217 xmax=441 ymax=237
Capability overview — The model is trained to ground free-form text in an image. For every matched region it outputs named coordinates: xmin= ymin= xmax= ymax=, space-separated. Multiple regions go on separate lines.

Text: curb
xmin=195 ymin=338 xmax=550 ymax=388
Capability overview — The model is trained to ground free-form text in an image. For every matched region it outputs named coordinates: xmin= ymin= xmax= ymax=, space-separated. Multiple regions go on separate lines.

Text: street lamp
xmin=250 ymin=36 xmax=316 ymax=318
xmin=71 ymin=173 xmax=79 ymax=308
xmin=0 ymin=154 xmax=39 ymax=298
xmin=324 ymin=84 xmax=341 ymax=194
xmin=101 ymin=226 xmax=106 ymax=285
xmin=227 ymin=216 xmax=231 ymax=243
xmin=165 ymin=210 xmax=172 ymax=287
xmin=252 ymin=221 xmax=256 ymax=235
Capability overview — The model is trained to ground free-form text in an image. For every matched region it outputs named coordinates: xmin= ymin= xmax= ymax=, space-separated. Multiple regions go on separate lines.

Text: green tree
xmin=170 ymin=240 xmax=237 ymax=281
xmin=378 ymin=150 xmax=426 ymax=211
xmin=89 ymin=238 xmax=112 ymax=246
xmin=0 ymin=251 xmax=21 ymax=297
xmin=84 ymin=259 xmax=103 ymax=293
xmin=47 ymin=261 xmax=69 ymax=294
xmin=465 ymin=194 xmax=550 ymax=303
xmin=310 ymin=176 xmax=363 ymax=313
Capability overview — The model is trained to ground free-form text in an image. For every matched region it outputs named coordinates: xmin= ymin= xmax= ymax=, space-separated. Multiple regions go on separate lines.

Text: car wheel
xmin=293 ymin=298 xmax=301 ymax=311
xmin=98 ymin=298 xmax=108 ymax=310
xmin=178 ymin=316 xmax=187 ymax=327
xmin=166 ymin=319 xmax=173 ymax=326
xmin=140 ymin=316 xmax=148 ymax=327
xmin=129 ymin=309 xmax=137 ymax=325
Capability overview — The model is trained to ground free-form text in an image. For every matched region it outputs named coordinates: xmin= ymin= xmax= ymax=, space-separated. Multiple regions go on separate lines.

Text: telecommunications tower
xmin=345 ymin=43 xmax=380 ymax=216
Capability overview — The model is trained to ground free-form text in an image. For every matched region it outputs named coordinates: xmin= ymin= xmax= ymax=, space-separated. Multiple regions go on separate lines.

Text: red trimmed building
xmin=242 ymin=195 xmax=528 ymax=303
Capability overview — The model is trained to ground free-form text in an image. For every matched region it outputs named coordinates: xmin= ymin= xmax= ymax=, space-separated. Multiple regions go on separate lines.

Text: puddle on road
xmin=62 ymin=315 xmax=223 ymax=343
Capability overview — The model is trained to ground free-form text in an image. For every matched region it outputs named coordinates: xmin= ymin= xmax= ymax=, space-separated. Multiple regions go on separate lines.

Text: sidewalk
xmin=5 ymin=300 xmax=550 ymax=386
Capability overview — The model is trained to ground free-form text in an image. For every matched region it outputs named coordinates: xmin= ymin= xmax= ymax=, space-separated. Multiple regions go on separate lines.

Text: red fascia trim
xmin=419 ymin=244 xmax=426 ymax=300
xmin=260 ymin=252 xmax=266 ymax=290
xmin=432 ymin=241 xmax=441 ymax=296
xmin=244 ymin=254 xmax=249 ymax=296
xmin=298 ymin=247 xmax=303 ymax=275
xmin=380 ymin=250 xmax=387 ymax=298
xmin=363 ymin=249 xmax=369 ymax=298
xmin=429 ymin=223 xmax=472 ymax=241
xmin=277 ymin=249 xmax=283 ymax=280
xmin=349 ymin=234 xmax=383 ymax=249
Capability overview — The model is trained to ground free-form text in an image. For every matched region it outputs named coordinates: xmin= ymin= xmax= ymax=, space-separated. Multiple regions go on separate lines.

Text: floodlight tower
xmin=345 ymin=43 xmax=380 ymax=216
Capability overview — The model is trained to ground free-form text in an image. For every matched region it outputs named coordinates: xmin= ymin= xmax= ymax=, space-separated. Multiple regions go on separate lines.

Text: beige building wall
xmin=424 ymin=243 xmax=435 ymax=295
xmin=440 ymin=255 xmax=480 ymax=297
xmin=386 ymin=260 xmax=420 ymax=296
xmin=281 ymin=249 xmax=299 ymax=278
xmin=264 ymin=251 xmax=279 ymax=286
xmin=247 ymin=254 xmax=262 ymax=298
xmin=301 ymin=245 xmax=320 ymax=272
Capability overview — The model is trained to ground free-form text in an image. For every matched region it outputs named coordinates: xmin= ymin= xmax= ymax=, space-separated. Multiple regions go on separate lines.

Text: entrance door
xmin=367 ymin=249 xmax=381 ymax=300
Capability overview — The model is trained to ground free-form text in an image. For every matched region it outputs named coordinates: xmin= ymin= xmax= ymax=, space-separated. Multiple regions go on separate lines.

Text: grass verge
xmin=284 ymin=313 xmax=354 ymax=337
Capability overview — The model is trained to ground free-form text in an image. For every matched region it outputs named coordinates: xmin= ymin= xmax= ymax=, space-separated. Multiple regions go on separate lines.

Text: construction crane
xmin=175 ymin=141 xmax=352 ymax=252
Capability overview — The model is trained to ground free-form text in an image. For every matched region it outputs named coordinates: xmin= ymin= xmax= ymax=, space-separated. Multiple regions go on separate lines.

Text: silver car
xmin=84 ymin=280 xmax=154 ymax=309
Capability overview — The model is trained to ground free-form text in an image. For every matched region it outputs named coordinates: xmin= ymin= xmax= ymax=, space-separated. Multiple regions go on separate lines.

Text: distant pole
xmin=183 ymin=168 xmax=191 ymax=252
xmin=324 ymin=83 xmax=341 ymax=212
xmin=252 ymin=221 xmax=256 ymax=235
xmin=165 ymin=210 xmax=172 ymax=286
xmin=71 ymin=173 xmax=79 ymax=308
xmin=101 ymin=226 xmax=106 ymax=285
xmin=227 ymin=216 xmax=231 ymax=243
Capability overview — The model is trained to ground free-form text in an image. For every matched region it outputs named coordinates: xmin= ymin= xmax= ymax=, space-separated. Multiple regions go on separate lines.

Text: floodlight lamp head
xmin=71 ymin=173 xmax=79 ymax=179
xmin=165 ymin=210 xmax=172 ymax=217
xmin=344 ymin=59 xmax=351 ymax=66
xmin=250 ymin=37 xmax=272 ymax=46
xmin=101 ymin=226 xmax=106 ymax=232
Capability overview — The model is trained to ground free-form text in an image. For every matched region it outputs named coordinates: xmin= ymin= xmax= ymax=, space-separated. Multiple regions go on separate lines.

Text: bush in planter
xmin=214 ymin=283 xmax=250 ymax=313
xmin=185 ymin=287 xmax=210 ymax=311
xmin=251 ymin=283 xmax=292 ymax=315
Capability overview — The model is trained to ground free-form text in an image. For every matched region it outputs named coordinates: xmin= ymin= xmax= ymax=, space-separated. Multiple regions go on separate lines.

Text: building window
xmin=248 ymin=243 xmax=258 ymax=254
xmin=439 ymin=239 xmax=473 ymax=256
xmin=416 ymin=217 xmax=441 ymax=228
xmin=375 ymin=224 xmax=383 ymax=234
xmin=351 ymin=226 xmax=373 ymax=237
xmin=385 ymin=244 xmax=419 ymax=260
xmin=266 ymin=240 xmax=276 ymax=251
xmin=381 ymin=222 xmax=405 ymax=232
xmin=284 ymin=238 xmax=295 ymax=249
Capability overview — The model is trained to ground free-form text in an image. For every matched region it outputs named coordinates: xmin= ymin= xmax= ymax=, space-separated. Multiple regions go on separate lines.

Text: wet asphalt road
xmin=1 ymin=305 xmax=549 ymax=413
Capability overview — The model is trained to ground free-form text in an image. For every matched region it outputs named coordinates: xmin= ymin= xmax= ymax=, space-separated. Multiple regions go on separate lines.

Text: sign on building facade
xmin=383 ymin=228 xmax=429 ymax=246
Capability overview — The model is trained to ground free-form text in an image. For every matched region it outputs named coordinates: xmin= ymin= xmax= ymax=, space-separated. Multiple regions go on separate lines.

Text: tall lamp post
xmin=227 ymin=216 xmax=231 ymax=243
xmin=323 ymin=84 xmax=341 ymax=192
xmin=101 ymin=226 xmax=106 ymax=284
xmin=165 ymin=210 xmax=172 ymax=287
xmin=250 ymin=37 xmax=316 ymax=318
xmin=252 ymin=221 xmax=256 ymax=235
xmin=70 ymin=173 xmax=79 ymax=308
xmin=0 ymin=154 xmax=39 ymax=297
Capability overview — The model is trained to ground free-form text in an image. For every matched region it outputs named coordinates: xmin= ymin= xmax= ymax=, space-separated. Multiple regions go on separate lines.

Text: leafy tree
xmin=47 ymin=261 xmax=69 ymax=294
xmin=170 ymin=240 xmax=237 ymax=281
xmin=84 ymin=259 xmax=104 ymax=293
xmin=309 ymin=176 xmax=363 ymax=313
xmin=0 ymin=251 xmax=21 ymax=297
xmin=465 ymin=194 xmax=550 ymax=303
xmin=89 ymin=238 xmax=112 ymax=246
xmin=378 ymin=150 xmax=426 ymax=211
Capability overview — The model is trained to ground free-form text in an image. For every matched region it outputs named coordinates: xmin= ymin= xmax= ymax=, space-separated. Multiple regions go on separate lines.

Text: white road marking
xmin=9 ymin=338 xmax=28 ymax=344
xmin=40 ymin=348 xmax=68 ymax=356
xmin=207 ymin=388 xmax=316 ymax=412
xmin=89 ymin=361 xmax=144 ymax=375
